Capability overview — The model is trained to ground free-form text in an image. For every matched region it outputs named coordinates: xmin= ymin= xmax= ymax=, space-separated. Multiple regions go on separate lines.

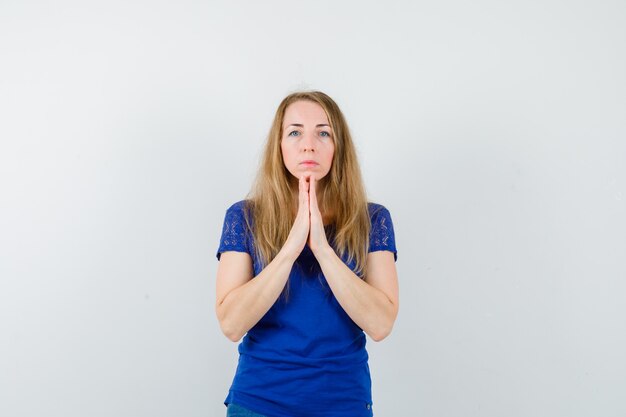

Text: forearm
xmin=315 ymin=246 xmax=398 ymax=341
xmin=217 ymin=249 xmax=297 ymax=341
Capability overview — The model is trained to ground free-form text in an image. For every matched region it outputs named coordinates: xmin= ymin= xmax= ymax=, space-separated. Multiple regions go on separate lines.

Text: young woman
xmin=215 ymin=91 xmax=399 ymax=417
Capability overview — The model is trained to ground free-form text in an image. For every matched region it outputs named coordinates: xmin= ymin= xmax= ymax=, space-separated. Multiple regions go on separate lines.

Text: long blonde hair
xmin=243 ymin=91 xmax=370 ymax=278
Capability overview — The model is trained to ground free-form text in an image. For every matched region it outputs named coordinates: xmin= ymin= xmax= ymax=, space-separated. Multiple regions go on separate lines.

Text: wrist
xmin=312 ymin=243 xmax=335 ymax=261
xmin=277 ymin=245 xmax=300 ymax=264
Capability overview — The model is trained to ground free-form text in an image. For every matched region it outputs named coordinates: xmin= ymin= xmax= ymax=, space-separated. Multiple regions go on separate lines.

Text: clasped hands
xmin=285 ymin=174 xmax=332 ymax=258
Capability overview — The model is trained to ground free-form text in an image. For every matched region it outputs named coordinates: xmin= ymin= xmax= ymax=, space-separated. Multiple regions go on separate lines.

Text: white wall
xmin=1 ymin=1 xmax=624 ymax=416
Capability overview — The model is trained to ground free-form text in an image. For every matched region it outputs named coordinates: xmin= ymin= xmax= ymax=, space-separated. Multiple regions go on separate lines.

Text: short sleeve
xmin=368 ymin=204 xmax=398 ymax=262
xmin=216 ymin=201 xmax=252 ymax=260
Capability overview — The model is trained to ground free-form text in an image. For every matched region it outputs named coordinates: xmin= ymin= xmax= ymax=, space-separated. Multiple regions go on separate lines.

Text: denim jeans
xmin=226 ymin=403 xmax=267 ymax=417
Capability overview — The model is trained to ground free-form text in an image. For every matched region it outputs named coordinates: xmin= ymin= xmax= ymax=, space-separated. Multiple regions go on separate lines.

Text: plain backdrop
xmin=1 ymin=1 xmax=625 ymax=416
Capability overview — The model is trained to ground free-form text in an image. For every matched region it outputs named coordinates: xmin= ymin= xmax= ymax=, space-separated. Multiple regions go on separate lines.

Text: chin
xmin=307 ymin=172 xmax=326 ymax=180
xmin=289 ymin=168 xmax=330 ymax=181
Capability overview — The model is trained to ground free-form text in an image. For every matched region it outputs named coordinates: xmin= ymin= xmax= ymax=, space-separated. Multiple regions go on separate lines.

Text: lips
xmin=299 ymin=160 xmax=319 ymax=165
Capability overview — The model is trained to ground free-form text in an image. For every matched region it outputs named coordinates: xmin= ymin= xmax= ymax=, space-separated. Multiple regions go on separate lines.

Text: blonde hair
xmin=243 ymin=91 xmax=370 ymax=280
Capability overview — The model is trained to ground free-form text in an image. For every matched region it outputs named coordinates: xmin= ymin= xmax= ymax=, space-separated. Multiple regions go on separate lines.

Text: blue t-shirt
xmin=216 ymin=200 xmax=397 ymax=417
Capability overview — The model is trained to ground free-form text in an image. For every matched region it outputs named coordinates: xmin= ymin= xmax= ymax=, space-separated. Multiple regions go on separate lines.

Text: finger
xmin=299 ymin=175 xmax=307 ymax=210
xmin=309 ymin=175 xmax=314 ymax=198
xmin=298 ymin=175 xmax=303 ymax=205
xmin=309 ymin=176 xmax=319 ymax=211
xmin=309 ymin=175 xmax=317 ymax=206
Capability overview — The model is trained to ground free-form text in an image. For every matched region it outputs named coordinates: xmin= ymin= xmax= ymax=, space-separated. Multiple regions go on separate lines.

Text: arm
xmin=215 ymin=248 xmax=298 ymax=342
xmin=216 ymin=176 xmax=311 ymax=342
xmin=306 ymin=176 xmax=399 ymax=341
xmin=315 ymin=247 xmax=399 ymax=341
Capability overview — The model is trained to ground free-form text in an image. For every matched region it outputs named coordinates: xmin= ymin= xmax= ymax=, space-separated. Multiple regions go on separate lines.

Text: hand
xmin=282 ymin=175 xmax=310 ymax=258
xmin=307 ymin=175 xmax=331 ymax=255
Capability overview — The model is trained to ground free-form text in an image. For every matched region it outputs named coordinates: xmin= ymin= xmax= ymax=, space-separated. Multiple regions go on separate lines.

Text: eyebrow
xmin=285 ymin=124 xmax=331 ymax=128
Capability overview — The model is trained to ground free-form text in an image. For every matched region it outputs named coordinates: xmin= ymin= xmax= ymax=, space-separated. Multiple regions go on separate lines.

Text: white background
xmin=1 ymin=1 xmax=625 ymax=416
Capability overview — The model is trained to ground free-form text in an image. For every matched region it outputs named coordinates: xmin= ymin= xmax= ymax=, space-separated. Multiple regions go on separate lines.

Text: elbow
xmin=369 ymin=325 xmax=393 ymax=342
xmin=219 ymin=319 xmax=245 ymax=342
xmin=216 ymin=306 xmax=245 ymax=342
xmin=224 ymin=328 xmax=244 ymax=343
xmin=368 ymin=305 xmax=398 ymax=342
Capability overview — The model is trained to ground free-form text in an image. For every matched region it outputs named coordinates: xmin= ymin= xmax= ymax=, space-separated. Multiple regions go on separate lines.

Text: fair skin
xmin=216 ymin=100 xmax=399 ymax=342
xmin=281 ymin=100 xmax=336 ymax=223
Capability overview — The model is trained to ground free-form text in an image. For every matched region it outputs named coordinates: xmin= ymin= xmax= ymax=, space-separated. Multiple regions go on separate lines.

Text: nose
xmin=300 ymin=131 xmax=316 ymax=152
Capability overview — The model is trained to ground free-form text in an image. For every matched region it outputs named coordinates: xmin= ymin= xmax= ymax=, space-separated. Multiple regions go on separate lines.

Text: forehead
xmin=283 ymin=100 xmax=329 ymax=126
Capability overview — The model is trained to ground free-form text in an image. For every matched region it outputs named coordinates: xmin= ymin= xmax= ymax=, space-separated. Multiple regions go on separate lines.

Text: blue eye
xmin=288 ymin=131 xmax=300 ymax=137
xmin=320 ymin=131 xmax=330 ymax=137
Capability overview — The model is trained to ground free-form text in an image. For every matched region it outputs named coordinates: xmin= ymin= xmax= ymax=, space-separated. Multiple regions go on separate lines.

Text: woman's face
xmin=281 ymin=100 xmax=335 ymax=181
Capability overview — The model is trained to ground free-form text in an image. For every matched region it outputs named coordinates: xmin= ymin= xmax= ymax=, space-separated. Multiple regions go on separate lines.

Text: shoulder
xmin=225 ymin=199 xmax=251 ymax=213
xmin=367 ymin=202 xmax=392 ymax=220
xmin=217 ymin=200 xmax=255 ymax=261
xmin=366 ymin=201 xmax=397 ymax=260
xmin=225 ymin=200 xmax=254 ymax=230
xmin=367 ymin=202 xmax=395 ymax=235
xmin=223 ymin=199 xmax=254 ymax=220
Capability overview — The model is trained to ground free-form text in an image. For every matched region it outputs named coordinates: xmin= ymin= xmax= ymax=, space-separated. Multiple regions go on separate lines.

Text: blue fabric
xmin=216 ymin=200 xmax=397 ymax=417
xmin=226 ymin=403 xmax=267 ymax=417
